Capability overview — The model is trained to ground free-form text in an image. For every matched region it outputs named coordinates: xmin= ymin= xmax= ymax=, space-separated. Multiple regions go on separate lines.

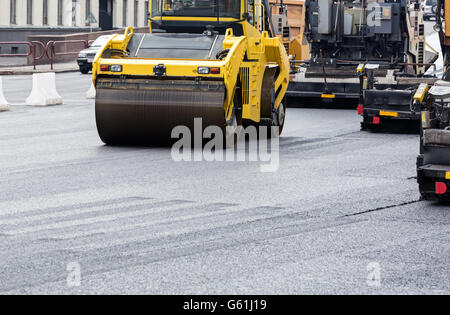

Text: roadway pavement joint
xmin=344 ymin=200 xmax=422 ymax=217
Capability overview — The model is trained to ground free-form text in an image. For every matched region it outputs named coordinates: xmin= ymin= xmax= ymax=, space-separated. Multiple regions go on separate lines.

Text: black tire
xmin=417 ymin=155 xmax=424 ymax=168
xmin=420 ymin=193 xmax=429 ymax=201
xmin=224 ymin=90 xmax=241 ymax=148
xmin=273 ymin=96 xmax=286 ymax=136
xmin=361 ymin=115 xmax=373 ymax=132
xmin=267 ymin=83 xmax=286 ymax=137
xmin=80 ymin=67 xmax=90 ymax=74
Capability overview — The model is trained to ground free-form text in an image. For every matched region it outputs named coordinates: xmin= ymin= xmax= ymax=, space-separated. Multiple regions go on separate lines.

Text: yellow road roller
xmin=92 ymin=0 xmax=290 ymax=145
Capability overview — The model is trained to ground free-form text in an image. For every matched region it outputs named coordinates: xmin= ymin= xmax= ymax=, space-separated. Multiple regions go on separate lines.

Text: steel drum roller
xmin=95 ymin=77 xmax=226 ymax=145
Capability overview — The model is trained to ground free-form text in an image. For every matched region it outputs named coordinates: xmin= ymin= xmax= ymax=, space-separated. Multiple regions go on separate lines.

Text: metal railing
xmin=0 ymin=41 xmax=33 ymax=57
xmin=46 ymin=40 xmax=90 ymax=70
xmin=0 ymin=41 xmax=47 ymax=70
xmin=31 ymin=41 xmax=47 ymax=69
xmin=1 ymin=39 xmax=90 ymax=70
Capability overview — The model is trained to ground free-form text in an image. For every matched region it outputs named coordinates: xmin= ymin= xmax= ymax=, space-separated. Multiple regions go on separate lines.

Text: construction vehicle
xmin=91 ymin=0 xmax=290 ymax=145
xmin=269 ymin=0 xmax=310 ymax=60
xmin=416 ymin=0 xmax=450 ymax=201
xmin=287 ymin=0 xmax=438 ymax=106
xmin=357 ymin=63 xmax=437 ymax=132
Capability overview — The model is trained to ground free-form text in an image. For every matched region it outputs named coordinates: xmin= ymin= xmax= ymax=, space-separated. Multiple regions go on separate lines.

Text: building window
xmin=134 ymin=0 xmax=138 ymax=26
xmin=144 ymin=1 xmax=149 ymax=26
xmin=10 ymin=0 xmax=17 ymax=24
xmin=58 ymin=0 xmax=63 ymax=25
xmin=43 ymin=0 xmax=49 ymax=25
xmin=86 ymin=0 xmax=91 ymax=25
xmin=123 ymin=0 xmax=128 ymax=27
xmin=27 ymin=0 xmax=33 ymax=25
xmin=72 ymin=0 xmax=77 ymax=26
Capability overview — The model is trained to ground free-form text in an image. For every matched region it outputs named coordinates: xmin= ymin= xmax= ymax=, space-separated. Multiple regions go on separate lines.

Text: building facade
xmin=0 ymin=0 xmax=150 ymax=54
xmin=0 ymin=0 xmax=151 ymax=30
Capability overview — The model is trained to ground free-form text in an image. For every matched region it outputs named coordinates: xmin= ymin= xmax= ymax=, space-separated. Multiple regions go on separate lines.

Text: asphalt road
xmin=0 ymin=70 xmax=448 ymax=295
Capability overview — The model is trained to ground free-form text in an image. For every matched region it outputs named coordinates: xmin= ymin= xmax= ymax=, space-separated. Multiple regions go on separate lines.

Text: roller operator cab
xmin=91 ymin=0 xmax=290 ymax=145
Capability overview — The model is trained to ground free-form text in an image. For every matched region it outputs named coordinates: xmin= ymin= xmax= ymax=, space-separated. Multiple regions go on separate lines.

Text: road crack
xmin=344 ymin=199 xmax=422 ymax=217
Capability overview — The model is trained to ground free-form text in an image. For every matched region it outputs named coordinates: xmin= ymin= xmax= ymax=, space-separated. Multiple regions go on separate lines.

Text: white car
xmin=423 ymin=0 xmax=437 ymax=21
xmin=77 ymin=35 xmax=115 ymax=74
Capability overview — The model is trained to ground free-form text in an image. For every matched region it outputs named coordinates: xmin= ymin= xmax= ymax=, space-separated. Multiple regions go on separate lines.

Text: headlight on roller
xmin=110 ymin=65 xmax=123 ymax=72
xmin=197 ymin=67 xmax=210 ymax=74
xmin=197 ymin=67 xmax=220 ymax=75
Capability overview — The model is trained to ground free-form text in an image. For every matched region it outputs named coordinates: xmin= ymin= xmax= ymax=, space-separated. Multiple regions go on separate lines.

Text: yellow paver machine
xmin=92 ymin=0 xmax=290 ymax=144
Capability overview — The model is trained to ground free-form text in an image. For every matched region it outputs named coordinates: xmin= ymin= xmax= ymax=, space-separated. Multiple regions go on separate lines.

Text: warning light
xmin=357 ymin=105 xmax=364 ymax=115
xmin=436 ymin=182 xmax=447 ymax=195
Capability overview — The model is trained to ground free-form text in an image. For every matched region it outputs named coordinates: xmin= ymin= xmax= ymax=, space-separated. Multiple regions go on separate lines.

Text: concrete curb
xmin=0 ymin=66 xmax=79 ymax=76
xmin=0 ymin=64 xmax=30 ymax=69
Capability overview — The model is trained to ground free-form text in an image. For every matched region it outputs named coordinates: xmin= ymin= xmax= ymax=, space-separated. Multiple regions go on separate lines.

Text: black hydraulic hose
xmin=263 ymin=0 xmax=275 ymax=37
xmin=320 ymin=49 xmax=329 ymax=93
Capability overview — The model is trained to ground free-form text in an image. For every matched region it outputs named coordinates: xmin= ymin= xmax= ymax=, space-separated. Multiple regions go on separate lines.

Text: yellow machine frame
xmin=92 ymin=0 xmax=290 ymax=124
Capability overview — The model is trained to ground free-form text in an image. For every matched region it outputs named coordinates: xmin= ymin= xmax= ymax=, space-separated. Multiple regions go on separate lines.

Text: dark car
xmin=77 ymin=35 xmax=115 ymax=74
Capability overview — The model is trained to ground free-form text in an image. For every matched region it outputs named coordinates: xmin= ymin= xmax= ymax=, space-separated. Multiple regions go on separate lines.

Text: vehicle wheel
xmin=272 ymin=96 xmax=286 ymax=136
xmin=224 ymin=91 xmax=241 ymax=147
xmin=80 ymin=67 xmax=89 ymax=74
xmin=417 ymin=155 xmax=424 ymax=168
xmin=361 ymin=115 xmax=371 ymax=131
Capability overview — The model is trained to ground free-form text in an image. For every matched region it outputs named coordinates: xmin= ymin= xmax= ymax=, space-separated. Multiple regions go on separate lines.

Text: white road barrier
xmin=86 ymin=82 xmax=96 ymax=99
xmin=26 ymin=73 xmax=63 ymax=106
xmin=0 ymin=76 xmax=10 ymax=111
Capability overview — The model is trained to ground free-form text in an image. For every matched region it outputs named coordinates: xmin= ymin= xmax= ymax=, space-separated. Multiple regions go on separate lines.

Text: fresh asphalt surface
xmin=0 ymin=71 xmax=448 ymax=295
xmin=0 ymin=22 xmax=448 ymax=295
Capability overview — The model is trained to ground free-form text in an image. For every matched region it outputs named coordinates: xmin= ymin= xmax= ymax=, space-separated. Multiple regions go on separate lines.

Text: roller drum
xmin=95 ymin=77 xmax=226 ymax=145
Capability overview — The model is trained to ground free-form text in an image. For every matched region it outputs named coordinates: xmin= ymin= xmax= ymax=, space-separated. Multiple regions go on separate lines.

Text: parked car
xmin=423 ymin=0 xmax=437 ymax=21
xmin=77 ymin=35 xmax=115 ymax=74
